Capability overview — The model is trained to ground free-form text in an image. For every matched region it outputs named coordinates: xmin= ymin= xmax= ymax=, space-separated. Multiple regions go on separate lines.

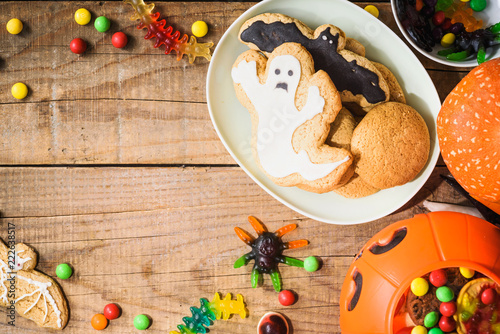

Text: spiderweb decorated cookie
xmin=231 ymin=42 xmax=353 ymax=193
xmin=0 ymin=239 xmax=68 ymax=330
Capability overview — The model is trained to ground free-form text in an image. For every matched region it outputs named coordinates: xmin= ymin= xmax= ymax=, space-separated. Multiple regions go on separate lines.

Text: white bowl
xmin=206 ymin=0 xmax=441 ymax=224
xmin=390 ymin=0 xmax=500 ymax=67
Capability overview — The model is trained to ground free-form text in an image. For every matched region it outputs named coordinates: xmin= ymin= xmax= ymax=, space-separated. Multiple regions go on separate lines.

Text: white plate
xmin=206 ymin=0 xmax=441 ymax=224
xmin=391 ymin=0 xmax=500 ymax=67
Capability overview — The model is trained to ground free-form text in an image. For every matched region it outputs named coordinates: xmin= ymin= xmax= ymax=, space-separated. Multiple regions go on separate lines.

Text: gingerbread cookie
xmin=351 ymin=102 xmax=430 ymax=189
xmin=231 ymin=43 xmax=353 ymax=193
xmin=0 ymin=239 xmax=68 ymax=329
xmin=238 ymin=13 xmax=390 ymax=108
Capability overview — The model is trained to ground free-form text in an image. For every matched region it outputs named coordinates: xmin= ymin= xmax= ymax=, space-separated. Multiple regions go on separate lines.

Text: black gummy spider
xmin=234 ymin=216 xmax=308 ymax=292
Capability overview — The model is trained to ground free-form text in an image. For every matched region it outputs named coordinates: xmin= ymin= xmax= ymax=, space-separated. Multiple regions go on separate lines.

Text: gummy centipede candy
xmin=124 ymin=0 xmax=213 ymax=63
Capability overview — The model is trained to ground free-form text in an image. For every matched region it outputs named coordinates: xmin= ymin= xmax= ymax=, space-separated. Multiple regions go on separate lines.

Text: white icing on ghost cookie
xmin=232 ymin=55 xmax=349 ymax=181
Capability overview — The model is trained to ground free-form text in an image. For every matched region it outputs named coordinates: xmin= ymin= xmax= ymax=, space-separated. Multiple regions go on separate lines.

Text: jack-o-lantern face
xmin=339 ymin=212 xmax=500 ymax=334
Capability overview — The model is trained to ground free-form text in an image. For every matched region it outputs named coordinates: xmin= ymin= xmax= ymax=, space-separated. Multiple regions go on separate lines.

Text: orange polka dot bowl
xmin=390 ymin=0 xmax=500 ymax=67
xmin=437 ymin=58 xmax=500 ymax=214
xmin=339 ymin=211 xmax=500 ymax=334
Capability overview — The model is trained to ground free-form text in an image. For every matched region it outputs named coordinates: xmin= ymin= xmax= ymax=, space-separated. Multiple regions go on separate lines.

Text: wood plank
xmin=0 ymin=165 xmax=474 ymax=333
xmin=0 ymin=2 xmax=469 ymax=165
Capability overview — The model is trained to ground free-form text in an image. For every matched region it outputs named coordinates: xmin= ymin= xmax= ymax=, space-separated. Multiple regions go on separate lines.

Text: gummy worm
xmin=124 ymin=0 xmax=213 ymax=63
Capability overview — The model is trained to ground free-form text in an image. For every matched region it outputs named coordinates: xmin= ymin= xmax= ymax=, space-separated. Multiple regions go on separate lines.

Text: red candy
xmin=439 ymin=315 xmax=456 ymax=332
xmin=103 ymin=303 xmax=121 ymax=320
xmin=278 ymin=290 xmax=296 ymax=306
xmin=433 ymin=11 xmax=445 ymax=26
xmin=481 ymin=288 xmax=497 ymax=305
xmin=112 ymin=32 xmax=128 ymax=48
xmin=70 ymin=38 xmax=87 ymax=54
xmin=429 ymin=269 xmax=447 ymax=287
xmin=442 ymin=18 xmax=452 ymax=31
xmin=440 ymin=301 xmax=457 ymax=317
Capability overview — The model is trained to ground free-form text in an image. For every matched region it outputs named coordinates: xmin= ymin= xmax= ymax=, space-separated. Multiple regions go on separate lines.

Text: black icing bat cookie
xmin=238 ymin=13 xmax=390 ymax=108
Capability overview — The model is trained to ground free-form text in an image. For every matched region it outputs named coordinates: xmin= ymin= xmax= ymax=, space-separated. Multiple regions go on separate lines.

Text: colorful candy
xmin=470 ymin=0 xmax=487 ymax=11
xmin=74 ymin=8 xmax=91 ymax=25
xmin=11 ymin=82 xmax=28 ymax=100
xmin=55 ymin=263 xmax=73 ymax=279
xmin=124 ymin=0 xmax=213 ymax=63
xmin=429 ymin=269 xmax=447 ymax=287
xmin=436 ymin=0 xmax=454 ymax=11
xmin=169 ymin=293 xmax=247 ymax=334
xmin=103 ymin=303 xmax=121 ymax=320
xmin=439 ymin=315 xmax=456 ymax=332
xmin=91 ymin=314 xmax=108 ymax=330
xmin=304 ymin=256 xmax=320 ymax=272
xmin=258 ymin=312 xmax=289 ymax=334
xmin=411 ymin=277 xmax=429 ymax=296
xmin=94 ymin=16 xmax=111 ymax=32
xmin=436 ymin=286 xmax=454 ymax=302
xmin=234 ymin=216 xmax=310 ymax=292
xmin=481 ymin=287 xmax=497 ymax=305
xmin=6 ymin=18 xmax=23 ymax=35
xmin=112 ymin=32 xmax=128 ymax=48
xmin=191 ymin=20 xmax=208 ymax=38
xmin=411 ymin=325 xmax=428 ymax=334
xmin=278 ymin=290 xmax=296 ymax=306
xmin=364 ymin=5 xmax=380 ymax=18
xmin=424 ymin=311 xmax=439 ymax=327
xmin=134 ymin=314 xmax=150 ymax=330
xmin=428 ymin=328 xmax=444 ymax=334
xmin=451 ymin=7 xmax=482 ymax=32
xmin=441 ymin=33 xmax=456 ymax=47
xmin=439 ymin=301 xmax=457 ymax=317
xmin=70 ymin=38 xmax=87 ymax=54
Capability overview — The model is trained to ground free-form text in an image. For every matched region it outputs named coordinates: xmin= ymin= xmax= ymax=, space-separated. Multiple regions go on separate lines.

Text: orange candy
xmin=91 ymin=314 xmax=108 ymax=330
xmin=451 ymin=8 xmax=482 ymax=32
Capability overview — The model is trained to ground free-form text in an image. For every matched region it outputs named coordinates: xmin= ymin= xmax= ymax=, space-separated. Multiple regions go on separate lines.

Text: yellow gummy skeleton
xmin=169 ymin=293 xmax=247 ymax=334
xmin=124 ymin=0 xmax=213 ymax=63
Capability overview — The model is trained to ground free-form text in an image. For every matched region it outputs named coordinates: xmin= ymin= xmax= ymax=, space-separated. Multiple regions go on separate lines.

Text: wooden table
xmin=0 ymin=1 xmax=475 ymax=333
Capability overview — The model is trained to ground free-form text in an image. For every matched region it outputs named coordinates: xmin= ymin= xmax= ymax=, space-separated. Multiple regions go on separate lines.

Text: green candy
xmin=94 ymin=16 xmax=111 ymax=32
xmin=424 ymin=311 xmax=439 ymax=328
xmin=470 ymin=0 xmax=487 ymax=12
xmin=134 ymin=314 xmax=150 ymax=330
xmin=429 ymin=328 xmax=444 ymax=334
xmin=436 ymin=286 xmax=454 ymax=302
xmin=55 ymin=263 xmax=73 ymax=280
xmin=304 ymin=256 xmax=320 ymax=272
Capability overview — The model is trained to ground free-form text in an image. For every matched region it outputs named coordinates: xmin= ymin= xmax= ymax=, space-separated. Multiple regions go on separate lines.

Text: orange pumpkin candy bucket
xmin=339 ymin=212 xmax=500 ymax=334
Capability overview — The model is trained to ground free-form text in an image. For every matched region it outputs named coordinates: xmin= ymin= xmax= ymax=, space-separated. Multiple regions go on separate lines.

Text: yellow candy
xmin=411 ymin=325 xmax=428 ymax=334
xmin=460 ymin=0 xmax=470 ymax=2
xmin=411 ymin=277 xmax=429 ymax=296
xmin=11 ymin=82 xmax=28 ymax=100
xmin=75 ymin=8 xmax=91 ymax=25
xmin=441 ymin=33 xmax=456 ymax=48
xmin=191 ymin=20 xmax=208 ymax=38
xmin=459 ymin=267 xmax=475 ymax=278
xmin=6 ymin=18 xmax=23 ymax=35
xmin=364 ymin=5 xmax=380 ymax=18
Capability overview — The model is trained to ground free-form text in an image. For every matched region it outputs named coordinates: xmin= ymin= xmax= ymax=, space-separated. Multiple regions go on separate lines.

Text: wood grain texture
xmin=0 ymin=1 xmax=467 ymax=165
xmin=0 ymin=165 xmax=471 ymax=333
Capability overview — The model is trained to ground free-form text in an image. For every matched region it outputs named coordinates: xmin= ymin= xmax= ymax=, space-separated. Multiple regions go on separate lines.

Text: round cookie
xmin=351 ymin=102 xmax=430 ymax=189
xmin=333 ymin=172 xmax=380 ymax=198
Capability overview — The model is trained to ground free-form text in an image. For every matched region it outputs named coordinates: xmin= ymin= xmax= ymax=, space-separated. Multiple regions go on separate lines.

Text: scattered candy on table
xmin=124 ymin=0 xmax=213 ymax=63
xmin=94 ymin=16 xmax=111 ymax=32
xmin=410 ymin=277 xmax=429 ymax=296
xmin=134 ymin=314 xmax=150 ymax=330
xmin=234 ymin=216 xmax=312 ymax=292
xmin=112 ymin=32 xmax=128 ymax=48
xmin=11 ymin=82 xmax=28 ymax=100
xmin=278 ymin=290 xmax=296 ymax=306
xmin=168 ymin=293 xmax=247 ymax=334
xmin=6 ymin=18 xmax=23 ymax=35
xmin=56 ymin=263 xmax=73 ymax=279
xmin=103 ymin=303 xmax=121 ymax=320
xmin=304 ymin=256 xmax=320 ymax=272
xmin=91 ymin=313 xmax=108 ymax=330
xmin=257 ymin=312 xmax=289 ymax=334
xmin=70 ymin=38 xmax=87 ymax=54
xmin=364 ymin=5 xmax=379 ymax=18
xmin=191 ymin=20 xmax=208 ymax=38
xmin=74 ymin=8 xmax=91 ymax=25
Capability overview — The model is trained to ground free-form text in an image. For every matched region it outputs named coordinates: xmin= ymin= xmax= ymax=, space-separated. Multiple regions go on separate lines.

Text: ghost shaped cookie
xmin=231 ymin=43 xmax=353 ymax=193
xmin=238 ymin=13 xmax=390 ymax=109
xmin=0 ymin=239 xmax=68 ymax=330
